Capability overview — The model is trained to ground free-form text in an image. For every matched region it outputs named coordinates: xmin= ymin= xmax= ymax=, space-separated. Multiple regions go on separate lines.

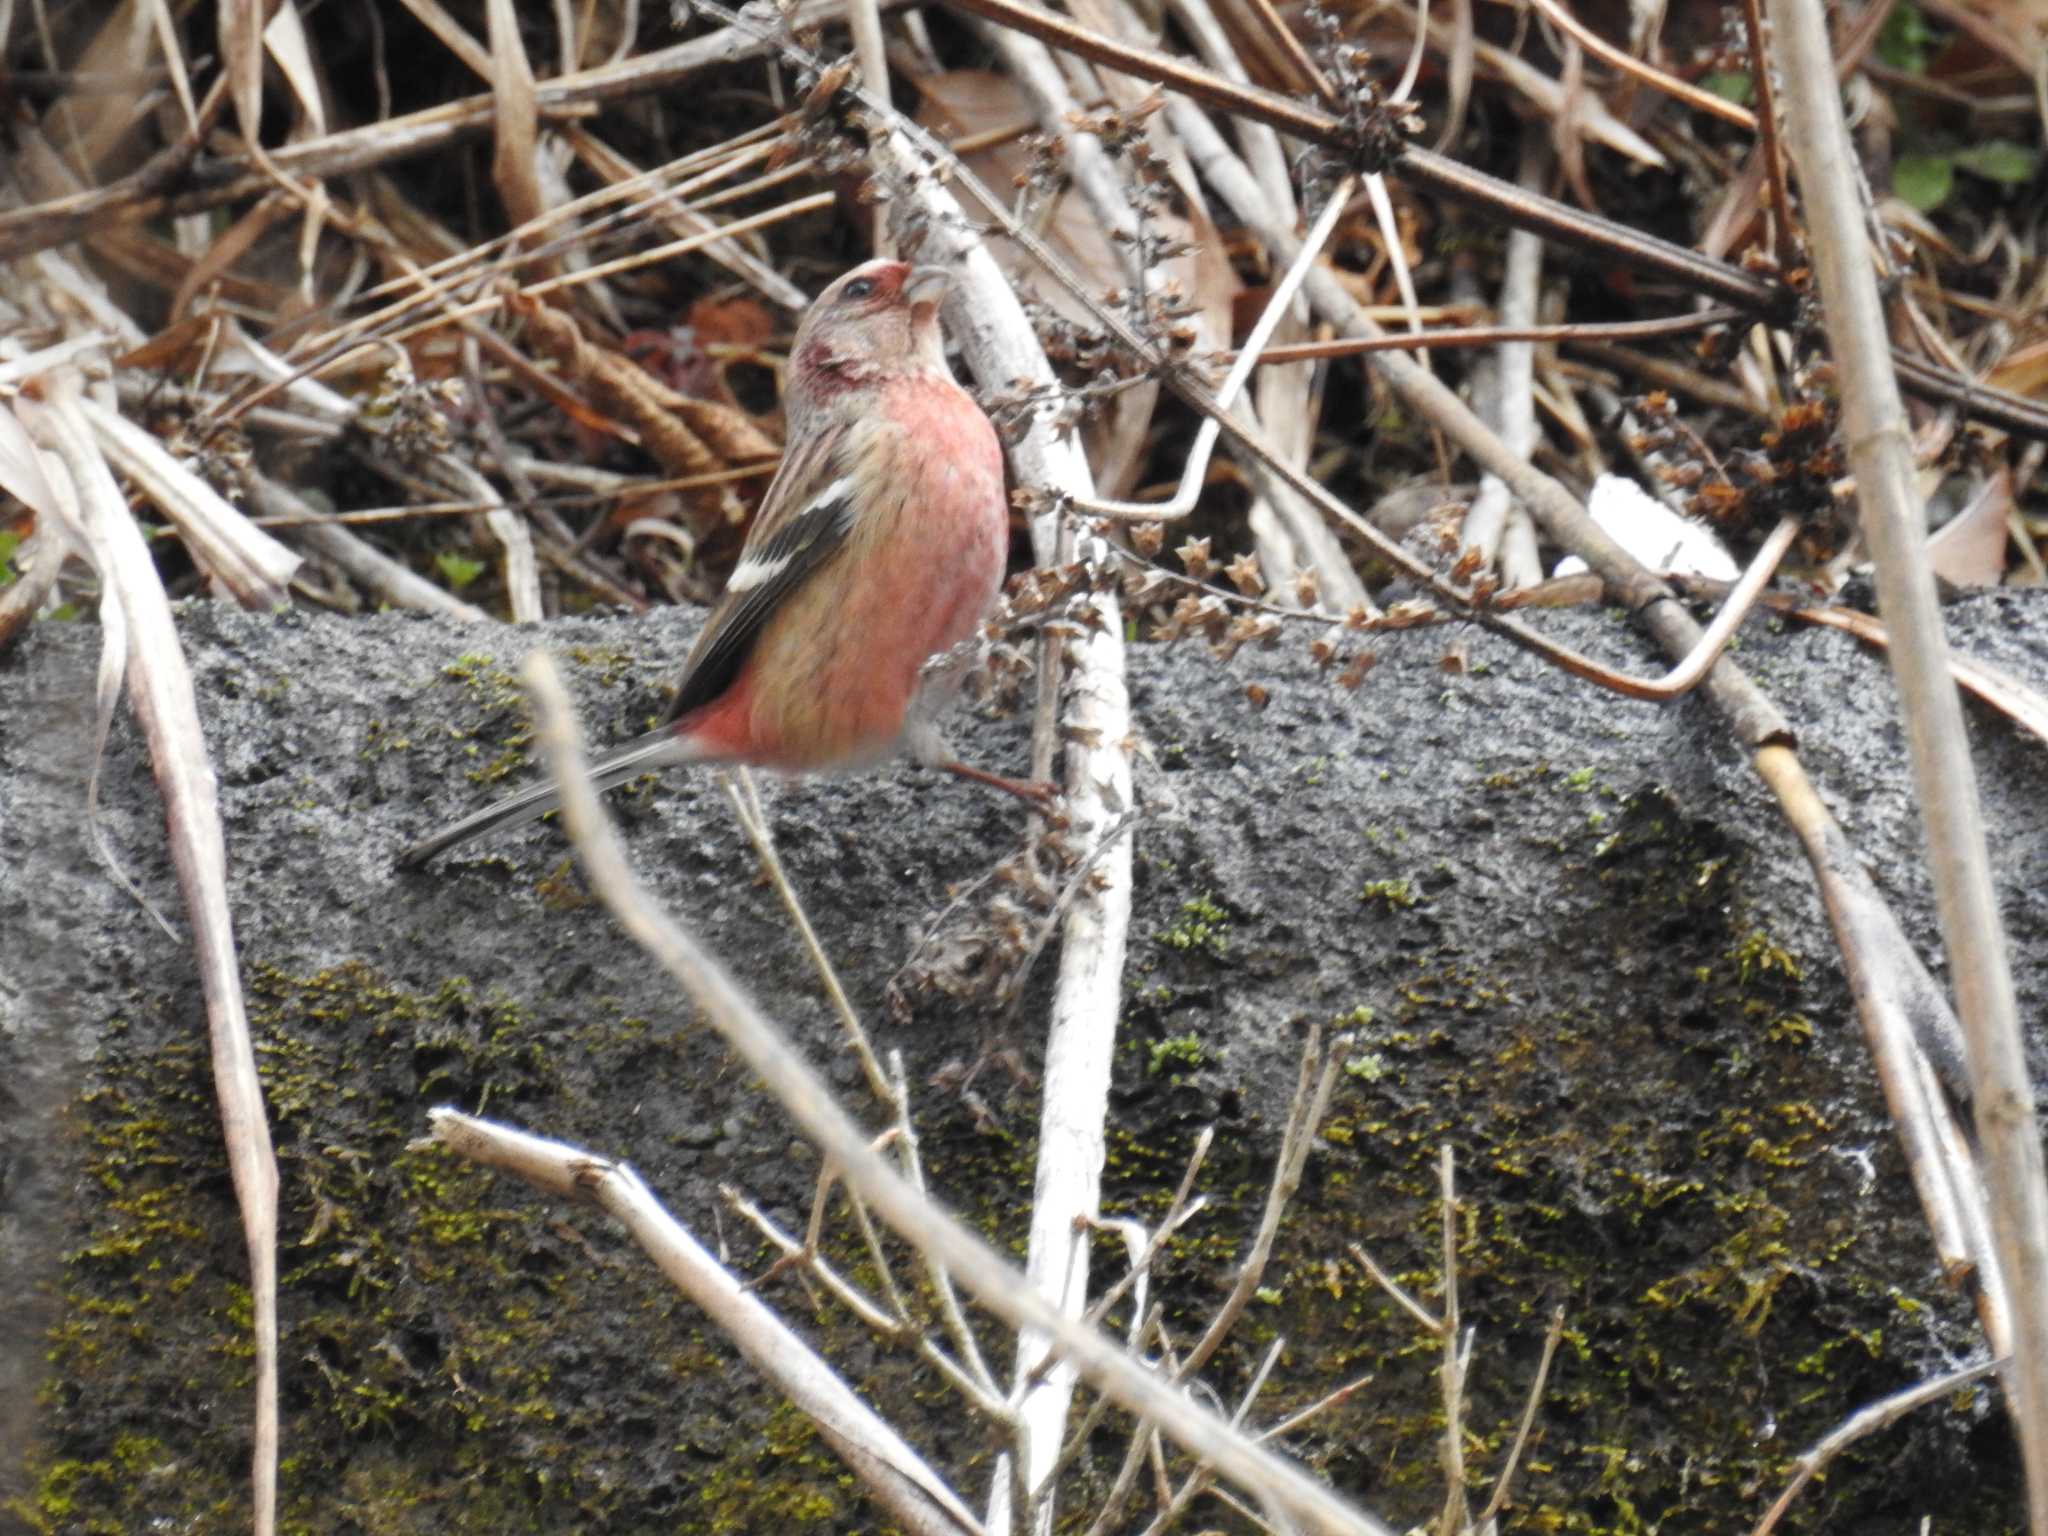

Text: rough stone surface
xmin=3 ymin=592 xmax=2045 ymax=1534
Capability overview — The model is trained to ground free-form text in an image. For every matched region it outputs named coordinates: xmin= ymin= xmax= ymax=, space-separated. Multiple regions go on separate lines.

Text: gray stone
xmin=3 ymin=592 xmax=2043 ymax=1533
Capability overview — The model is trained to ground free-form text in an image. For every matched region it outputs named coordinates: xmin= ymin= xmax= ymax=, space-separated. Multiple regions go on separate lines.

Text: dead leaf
xmin=1927 ymin=469 xmax=2013 ymax=589
xmin=220 ymin=0 xmax=272 ymax=153
xmin=687 ymin=294 xmax=778 ymax=349
xmin=515 ymin=295 xmax=779 ymax=532
xmin=262 ymin=3 xmax=328 ymax=140
xmin=487 ymin=0 xmax=544 ymax=233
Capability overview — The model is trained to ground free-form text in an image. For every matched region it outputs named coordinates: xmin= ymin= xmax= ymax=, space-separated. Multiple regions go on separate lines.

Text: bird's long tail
xmin=397 ymin=728 xmax=697 ymax=869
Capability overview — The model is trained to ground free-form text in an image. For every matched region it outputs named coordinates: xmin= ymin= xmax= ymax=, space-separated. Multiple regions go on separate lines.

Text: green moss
xmin=1343 ymin=1054 xmax=1389 ymax=1084
xmin=19 ymin=764 xmax=2010 ymax=1534
xmin=1359 ymin=878 xmax=1416 ymax=910
xmin=1156 ymin=893 xmax=1229 ymax=958
xmin=1730 ymin=929 xmax=1804 ymax=984
xmin=427 ymin=653 xmax=535 ymax=783
xmin=19 ymin=962 xmax=926 ymax=1536
xmin=1082 ymin=786 xmax=2008 ymax=1533
xmin=1147 ymin=1032 xmax=1208 ymax=1077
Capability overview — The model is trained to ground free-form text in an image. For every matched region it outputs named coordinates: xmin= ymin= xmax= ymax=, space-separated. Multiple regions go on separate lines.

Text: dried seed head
xmin=1338 ymin=651 xmax=1379 ymax=690
xmin=1224 ymin=551 xmax=1265 ymax=596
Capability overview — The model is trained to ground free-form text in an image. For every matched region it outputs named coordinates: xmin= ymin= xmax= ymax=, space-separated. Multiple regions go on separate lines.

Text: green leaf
xmin=0 ymin=529 xmax=17 ymax=586
xmin=1703 ymin=72 xmax=1753 ymax=105
xmin=1952 ymin=140 xmax=2040 ymax=184
xmin=1878 ymin=2 xmax=1938 ymax=73
xmin=435 ymin=551 xmax=485 ymax=591
xmin=1893 ymin=153 xmax=1954 ymax=212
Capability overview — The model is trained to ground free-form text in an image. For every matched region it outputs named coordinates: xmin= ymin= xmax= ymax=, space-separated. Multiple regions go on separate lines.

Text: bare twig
xmin=25 ymin=376 xmax=280 ymax=1536
xmin=1461 ymin=139 xmax=1546 ymax=587
xmin=1524 ymin=0 xmax=1758 ymax=130
xmin=1476 ymin=1306 xmax=1564 ymax=1529
xmin=1234 ymin=306 xmax=1747 ymax=365
xmin=430 ymin=1111 xmax=987 ymax=1536
xmin=1350 ymin=1242 xmax=1443 ymax=1336
xmin=1434 ymin=1146 xmax=1471 ymax=1536
xmin=517 ymin=651 xmax=1396 ymax=1536
xmin=1736 ymin=0 xmax=1796 ymax=274
xmin=1182 ymin=1028 xmax=1346 ymax=1379
xmin=1749 ymin=1355 xmax=2004 ymax=1536
xmin=724 ymin=770 xmax=892 ymax=1105
xmin=1770 ymin=9 xmax=2048 ymax=1524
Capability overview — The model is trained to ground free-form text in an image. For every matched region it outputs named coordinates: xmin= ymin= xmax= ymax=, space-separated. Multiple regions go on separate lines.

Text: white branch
xmin=429 ymin=1110 xmax=985 ymax=1536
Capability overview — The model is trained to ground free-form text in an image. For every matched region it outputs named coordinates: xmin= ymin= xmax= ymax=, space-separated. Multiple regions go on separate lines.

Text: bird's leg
xmin=939 ymin=758 xmax=1060 ymax=808
xmin=906 ymin=716 xmax=1059 ymax=808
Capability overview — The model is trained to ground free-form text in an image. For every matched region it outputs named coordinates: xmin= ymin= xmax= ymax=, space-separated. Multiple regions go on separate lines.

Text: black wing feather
xmin=660 ymin=464 xmax=858 ymax=725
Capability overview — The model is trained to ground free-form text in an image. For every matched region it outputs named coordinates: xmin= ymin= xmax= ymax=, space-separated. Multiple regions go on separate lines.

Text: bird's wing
xmin=661 ymin=418 xmax=859 ymax=725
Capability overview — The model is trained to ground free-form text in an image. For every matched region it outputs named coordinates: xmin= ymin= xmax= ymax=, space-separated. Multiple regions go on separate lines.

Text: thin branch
xmin=726 ymin=1183 xmax=1015 ymax=1422
xmin=1749 ymin=1355 xmax=2004 ymax=1536
xmin=1476 ymin=1306 xmax=1564 ymax=1528
xmin=724 ymin=770 xmax=893 ymax=1106
xmin=1736 ymin=0 xmax=1796 ymax=274
xmin=1180 ymin=1028 xmax=1346 ymax=1379
xmin=1231 ymin=306 xmax=1747 ymax=364
xmin=516 ymin=651 xmax=1397 ymax=1536
xmin=1349 ymin=1242 xmax=1443 ymax=1336
xmin=1434 ymin=1146 xmax=1470 ymax=1536
xmin=431 ymin=1112 xmax=986 ymax=1536
xmin=1524 ymin=0 xmax=1758 ymax=130
xmin=1769 ymin=9 xmax=2048 ymax=1526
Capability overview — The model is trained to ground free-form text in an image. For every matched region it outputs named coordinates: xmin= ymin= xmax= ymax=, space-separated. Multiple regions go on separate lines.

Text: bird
xmin=398 ymin=257 xmax=1046 ymax=869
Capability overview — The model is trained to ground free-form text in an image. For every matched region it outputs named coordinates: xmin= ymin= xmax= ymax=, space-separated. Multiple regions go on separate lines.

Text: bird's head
xmin=786 ymin=259 xmax=955 ymax=415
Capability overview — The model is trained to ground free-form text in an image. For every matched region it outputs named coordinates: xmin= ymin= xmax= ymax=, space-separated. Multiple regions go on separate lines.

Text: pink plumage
xmin=399 ymin=258 xmax=1039 ymax=869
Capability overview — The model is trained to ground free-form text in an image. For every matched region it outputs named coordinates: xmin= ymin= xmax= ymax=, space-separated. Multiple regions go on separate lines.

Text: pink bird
xmin=400 ymin=258 xmax=1043 ymax=868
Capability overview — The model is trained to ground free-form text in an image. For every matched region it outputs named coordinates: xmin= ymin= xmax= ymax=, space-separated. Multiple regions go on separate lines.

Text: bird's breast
xmin=729 ymin=375 xmax=1007 ymax=771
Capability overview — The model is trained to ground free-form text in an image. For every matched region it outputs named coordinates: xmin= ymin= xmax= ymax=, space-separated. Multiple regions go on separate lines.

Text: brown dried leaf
xmin=516 ymin=295 xmax=775 ymax=514
xmin=219 ymin=0 xmax=268 ymax=152
xmin=1338 ymin=652 xmax=1379 ymax=690
xmin=262 ymin=4 xmax=327 ymax=139
xmin=487 ymin=0 xmax=543 ymax=232
xmin=1928 ymin=469 xmax=2014 ymax=589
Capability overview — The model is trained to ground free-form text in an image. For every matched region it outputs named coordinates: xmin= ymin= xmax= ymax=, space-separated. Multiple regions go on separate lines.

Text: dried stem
xmin=432 ymin=1111 xmax=986 ymax=1536
xmin=1769 ymin=8 xmax=2048 ymax=1526
xmin=1748 ymin=1355 xmax=2004 ymax=1536
xmin=516 ymin=650 xmax=1396 ymax=1536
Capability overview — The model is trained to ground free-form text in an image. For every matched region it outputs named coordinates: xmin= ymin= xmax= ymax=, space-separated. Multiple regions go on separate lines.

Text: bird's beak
xmin=903 ymin=265 xmax=953 ymax=311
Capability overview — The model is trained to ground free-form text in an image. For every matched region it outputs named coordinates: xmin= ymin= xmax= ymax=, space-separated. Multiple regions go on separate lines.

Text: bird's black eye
xmin=841 ymin=278 xmax=876 ymax=301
